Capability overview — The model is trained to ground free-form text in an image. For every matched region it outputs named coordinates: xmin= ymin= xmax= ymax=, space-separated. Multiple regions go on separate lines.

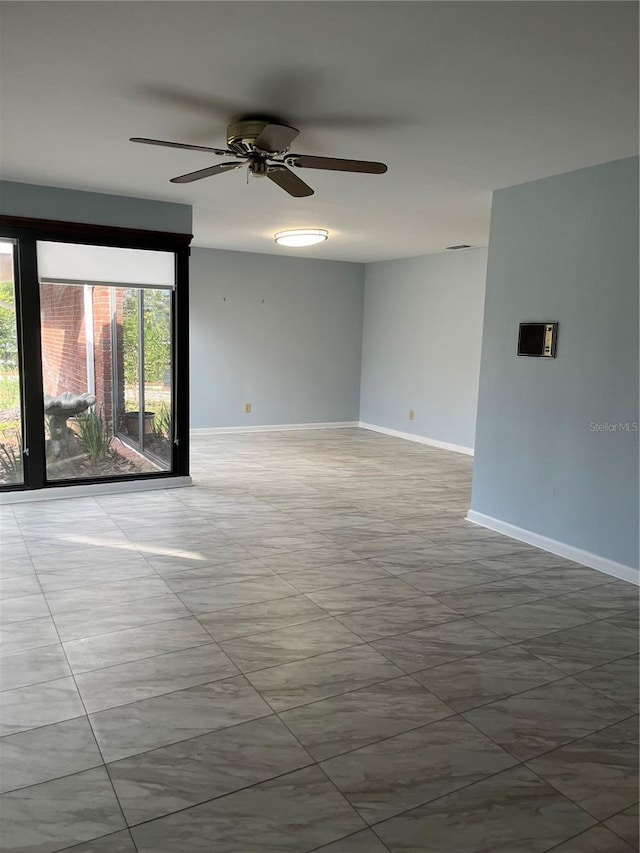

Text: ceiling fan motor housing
xmin=227 ymin=119 xmax=271 ymax=150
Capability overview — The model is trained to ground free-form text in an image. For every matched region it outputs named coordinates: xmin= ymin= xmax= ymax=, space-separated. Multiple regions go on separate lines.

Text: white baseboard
xmin=191 ymin=422 xmax=359 ymax=435
xmin=466 ymin=510 xmax=639 ymax=586
xmin=0 ymin=476 xmax=193 ymax=505
xmin=359 ymin=422 xmax=474 ymax=456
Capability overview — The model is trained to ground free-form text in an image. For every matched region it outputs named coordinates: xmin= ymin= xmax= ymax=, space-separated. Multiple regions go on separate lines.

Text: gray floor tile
xmin=0 ymin=767 xmax=125 ymax=853
xmin=45 ymin=576 xmax=172 ymax=615
xmin=371 ymin=618 xmax=509 ymax=673
xmin=526 ymin=716 xmax=639 ymax=820
xmin=374 ymin=765 xmax=595 ymax=853
xmin=475 ymin=551 xmax=573 ymax=576
xmin=0 ymin=543 xmax=30 ymax=561
xmin=259 ymin=547 xmax=368 ymax=573
xmin=280 ymin=676 xmax=453 ymax=761
xmin=473 ymin=598 xmax=595 ymax=641
xmin=305 ymin=578 xmax=418 ymax=616
xmin=247 ymin=534 xmax=337 ymax=558
xmin=335 ymin=596 xmax=461 ymax=642
xmin=464 ymin=677 xmax=633 ymax=760
xmin=220 ymin=617 xmax=363 ymax=673
xmin=90 ymin=675 xmax=271 ymax=762
xmin=310 ymin=830 xmax=389 ymax=852
xmin=131 ymin=765 xmax=365 ymax=852
xmin=246 ymin=645 xmax=403 ymax=711
xmin=55 ymin=831 xmax=137 ymax=853
xmin=0 ymin=615 xmax=60 ymax=656
xmin=445 ymin=539 xmax=530 ymax=560
xmin=559 ymin=581 xmax=639 ymax=618
xmin=37 ymin=562 xmax=158 ymax=593
xmin=32 ymin=554 xmax=150 ymax=577
xmin=280 ymin=562 xmax=390 ymax=593
xmin=178 ymin=575 xmax=298 ymax=614
xmin=146 ymin=548 xmax=254 ymax=574
xmin=63 ymin=616 xmax=212 ymax=674
xmin=0 ymin=573 xmax=41 ymax=600
xmin=432 ymin=578 xmax=547 ymax=616
xmin=161 ymin=559 xmax=273 ymax=592
xmin=0 ymin=558 xmax=36 ymax=579
xmin=370 ymin=546 xmax=472 ymax=574
xmin=197 ymin=594 xmax=327 ymax=641
xmin=0 ymin=643 xmax=70 ymax=691
xmin=519 ymin=565 xmax=614 ymax=595
xmin=547 ymin=825 xmax=636 ymax=852
xmin=321 ymin=715 xmax=516 ymax=823
xmin=76 ymin=643 xmax=238 ymax=713
xmin=399 ymin=562 xmax=502 ymax=594
xmin=0 ymin=592 xmax=50 ymax=624
xmin=108 ymin=715 xmax=312 ymax=824
xmin=0 ymin=716 xmax=102 ymax=793
xmin=0 ymin=676 xmax=85 ymax=736
xmin=520 ymin=621 xmax=638 ymax=674
xmin=414 ymin=645 xmax=565 ymax=711
xmin=604 ymin=609 xmax=640 ymax=636
xmin=574 ymin=655 xmax=639 ymax=711
xmin=52 ymin=594 xmax=191 ymax=642
xmin=336 ymin=534 xmax=432 ymax=557
xmin=604 ymin=803 xmax=639 ymax=849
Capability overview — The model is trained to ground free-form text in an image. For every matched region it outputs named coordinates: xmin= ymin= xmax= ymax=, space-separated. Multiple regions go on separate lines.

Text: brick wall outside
xmin=40 ymin=283 xmax=88 ymax=399
xmin=40 ymin=284 xmax=124 ymax=428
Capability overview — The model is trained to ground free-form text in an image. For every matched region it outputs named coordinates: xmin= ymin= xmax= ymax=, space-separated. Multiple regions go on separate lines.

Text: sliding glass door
xmin=0 ymin=221 xmax=189 ymax=493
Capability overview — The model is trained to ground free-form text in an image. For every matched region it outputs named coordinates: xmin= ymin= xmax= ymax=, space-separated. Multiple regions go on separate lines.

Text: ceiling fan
xmin=130 ymin=117 xmax=387 ymax=197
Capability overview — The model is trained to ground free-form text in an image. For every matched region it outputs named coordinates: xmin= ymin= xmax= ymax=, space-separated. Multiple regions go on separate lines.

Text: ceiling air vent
xmin=446 ymin=244 xmax=473 ymax=250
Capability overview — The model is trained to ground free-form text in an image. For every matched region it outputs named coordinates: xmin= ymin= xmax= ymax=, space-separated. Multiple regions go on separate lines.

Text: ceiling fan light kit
xmin=274 ymin=229 xmax=329 ymax=248
xmin=130 ymin=116 xmax=388 ymax=198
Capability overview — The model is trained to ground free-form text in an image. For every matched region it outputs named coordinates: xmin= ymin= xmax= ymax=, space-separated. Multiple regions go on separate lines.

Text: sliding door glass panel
xmin=0 ymin=240 xmax=24 ymax=486
xmin=37 ymin=241 xmax=175 ymax=482
xmin=142 ymin=288 xmax=172 ymax=470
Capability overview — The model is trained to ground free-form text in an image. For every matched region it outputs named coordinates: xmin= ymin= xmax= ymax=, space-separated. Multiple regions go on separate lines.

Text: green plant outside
xmin=0 ymin=434 xmax=23 ymax=483
xmin=74 ymin=406 xmax=113 ymax=462
xmin=122 ymin=289 xmax=171 ymax=387
xmin=0 ymin=281 xmax=18 ymax=371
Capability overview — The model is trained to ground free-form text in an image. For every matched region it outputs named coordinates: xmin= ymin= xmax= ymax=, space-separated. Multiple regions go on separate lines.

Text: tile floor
xmin=0 ymin=428 xmax=638 ymax=853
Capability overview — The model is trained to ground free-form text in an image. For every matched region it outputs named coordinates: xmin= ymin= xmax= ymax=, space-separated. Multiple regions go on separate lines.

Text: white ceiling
xmin=0 ymin=1 xmax=637 ymax=262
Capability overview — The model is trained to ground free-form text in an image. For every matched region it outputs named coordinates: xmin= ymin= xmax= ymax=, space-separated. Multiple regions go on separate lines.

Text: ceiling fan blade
xmin=254 ymin=124 xmax=300 ymax=153
xmin=266 ymin=165 xmax=314 ymax=197
xmin=130 ymin=137 xmax=233 ymax=157
xmin=170 ymin=162 xmax=245 ymax=184
xmin=287 ymin=154 xmax=387 ymax=175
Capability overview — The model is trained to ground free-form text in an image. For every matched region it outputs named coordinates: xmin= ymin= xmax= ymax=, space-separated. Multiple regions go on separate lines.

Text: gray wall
xmin=0 ymin=180 xmax=192 ymax=233
xmin=360 ymin=249 xmax=487 ymax=450
xmin=471 ymin=157 xmax=639 ymax=570
xmin=190 ymin=247 xmax=364 ymax=428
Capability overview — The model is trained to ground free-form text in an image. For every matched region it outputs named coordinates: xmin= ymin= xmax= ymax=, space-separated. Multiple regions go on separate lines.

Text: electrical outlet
xmin=244 ymin=403 xmax=252 ymax=414
xmin=409 ymin=409 xmax=415 ymax=421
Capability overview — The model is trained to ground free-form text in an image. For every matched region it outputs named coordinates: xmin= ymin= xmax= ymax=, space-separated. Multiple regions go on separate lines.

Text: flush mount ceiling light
xmin=274 ymin=229 xmax=329 ymax=248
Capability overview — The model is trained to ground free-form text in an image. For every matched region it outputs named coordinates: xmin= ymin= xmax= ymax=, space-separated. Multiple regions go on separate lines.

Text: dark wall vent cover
xmin=517 ymin=322 xmax=558 ymax=358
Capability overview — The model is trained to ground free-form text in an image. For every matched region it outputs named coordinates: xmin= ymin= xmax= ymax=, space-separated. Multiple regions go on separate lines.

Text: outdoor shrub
xmin=153 ymin=403 xmax=172 ymax=440
xmin=75 ymin=406 xmax=112 ymax=462
xmin=0 ymin=435 xmax=23 ymax=483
